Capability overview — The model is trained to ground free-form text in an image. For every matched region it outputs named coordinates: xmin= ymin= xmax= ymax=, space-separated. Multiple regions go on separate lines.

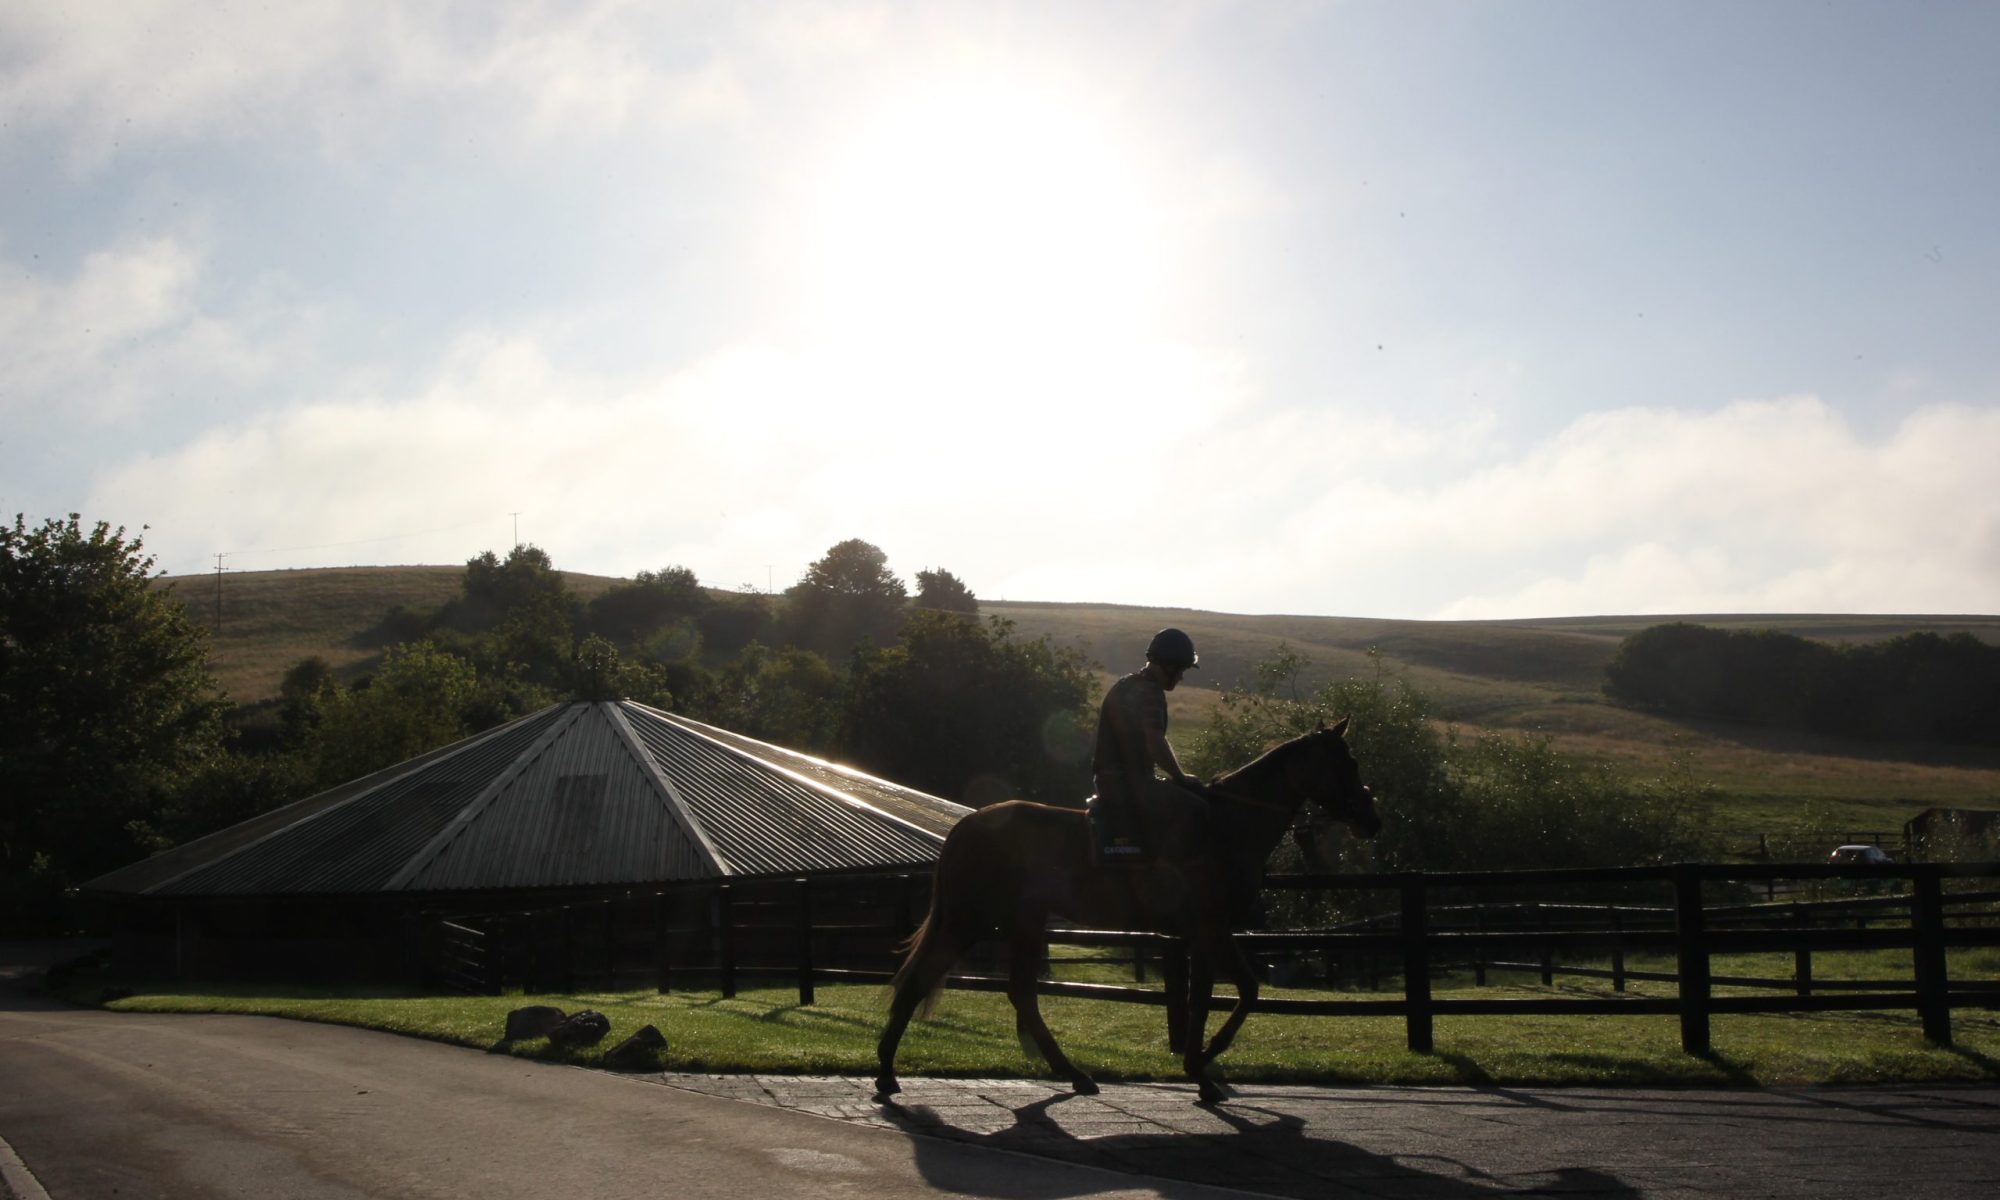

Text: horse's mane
xmin=1212 ymin=725 xmax=1330 ymax=789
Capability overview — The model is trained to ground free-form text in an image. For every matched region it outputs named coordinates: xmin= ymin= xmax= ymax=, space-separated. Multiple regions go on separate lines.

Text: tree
xmin=712 ymin=643 xmax=844 ymax=752
xmin=1603 ymin=622 xmax=2000 ymax=747
xmin=840 ymin=611 xmax=1095 ymax=807
xmin=914 ymin=568 xmax=978 ymax=614
xmin=697 ymin=590 xmax=773 ymax=656
xmin=1 ymin=514 xmax=226 ymax=931
xmin=783 ymin=538 xmax=908 ymax=656
xmin=277 ymin=655 xmax=337 ymax=747
xmin=588 ymin=565 xmax=709 ymax=646
xmin=572 ymin=634 xmax=675 ymax=707
xmin=444 ymin=544 xmax=578 ymax=687
xmin=307 ymin=642 xmax=482 ymax=787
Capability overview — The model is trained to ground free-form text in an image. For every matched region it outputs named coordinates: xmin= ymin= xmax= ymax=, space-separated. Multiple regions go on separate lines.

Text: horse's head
xmin=1290 ymin=716 xmax=1381 ymax=840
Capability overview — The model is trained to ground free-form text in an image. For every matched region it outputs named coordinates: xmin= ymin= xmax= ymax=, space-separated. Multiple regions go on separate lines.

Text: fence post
xmin=715 ymin=884 xmax=737 ymax=999
xmin=655 ymin=891 xmax=673 ymax=994
xmin=1673 ymin=865 xmax=1712 ymax=1055
xmin=560 ymin=905 xmax=577 ymax=993
xmin=1792 ymin=903 xmax=1813 ymax=997
xmin=1610 ymin=906 xmax=1626 ymax=994
xmin=1538 ymin=904 xmax=1555 ymax=987
xmin=1401 ymin=875 xmax=1433 ymax=1054
xmin=1472 ymin=905 xmax=1487 ymax=988
xmin=896 ymin=873 xmax=916 ymax=943
xmin=1912 ymin=870 xmax=1951 ymax=1046
xmin=602 ymin=900 xmax=617 ymax=991
xmin=796 ymin=877 xmax=816 ymax=1006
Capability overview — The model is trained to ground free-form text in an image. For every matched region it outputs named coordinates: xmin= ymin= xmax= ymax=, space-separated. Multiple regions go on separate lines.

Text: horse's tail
xmin=888 ymin=850 xmax=955 ymax=1021
xmin=892 ymin=916 xmax=944 ymax=1016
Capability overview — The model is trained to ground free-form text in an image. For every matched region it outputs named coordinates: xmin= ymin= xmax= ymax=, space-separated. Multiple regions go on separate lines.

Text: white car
xmin=1828 ymin=844 xmax=1896 ymax=893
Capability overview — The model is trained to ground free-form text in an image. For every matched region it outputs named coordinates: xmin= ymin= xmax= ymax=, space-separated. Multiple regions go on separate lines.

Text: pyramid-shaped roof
xmin=87 ymin=701 xmax=970 ymax=898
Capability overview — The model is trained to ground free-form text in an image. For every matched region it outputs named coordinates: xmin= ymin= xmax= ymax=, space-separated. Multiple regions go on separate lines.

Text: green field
xmin=159 ymin=566 xmax=2000 ymax=839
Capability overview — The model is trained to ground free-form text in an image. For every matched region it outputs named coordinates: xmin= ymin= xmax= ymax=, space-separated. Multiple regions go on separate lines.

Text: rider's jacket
xmin=1092 ymin=670 xmax=1167 ymax=804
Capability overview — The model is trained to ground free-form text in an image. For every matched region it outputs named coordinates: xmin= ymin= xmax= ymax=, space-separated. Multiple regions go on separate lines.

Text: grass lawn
xmin=96 ymin=965 xmax=2000 ymax=1089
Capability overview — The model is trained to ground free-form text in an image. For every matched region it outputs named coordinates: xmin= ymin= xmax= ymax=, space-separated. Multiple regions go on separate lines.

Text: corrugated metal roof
xmin=85 ymin=701 xmax=969 ymax=898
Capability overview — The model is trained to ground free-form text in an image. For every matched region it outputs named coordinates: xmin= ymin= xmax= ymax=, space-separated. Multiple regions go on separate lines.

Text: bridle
xmin=1206 ymin=728 xmax=1365 ymax=845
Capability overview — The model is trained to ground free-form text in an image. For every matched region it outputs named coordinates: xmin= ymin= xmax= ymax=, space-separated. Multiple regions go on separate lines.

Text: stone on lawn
xmin=503 ymin=1005 xmax=567 ymax=1041
xmin=603 ymin=1024 xmax=667 ymax=1071
xmin=548 ymin=1009 xmax=611 ymax=1049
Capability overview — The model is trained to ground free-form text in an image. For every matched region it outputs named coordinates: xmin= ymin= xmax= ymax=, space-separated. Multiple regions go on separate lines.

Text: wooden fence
xmin=425 ymin=860 xmax=2000 ymax=1055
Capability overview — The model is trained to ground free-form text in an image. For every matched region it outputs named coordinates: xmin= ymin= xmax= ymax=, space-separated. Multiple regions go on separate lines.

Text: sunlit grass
xmin=99 ymin=968 xmax=2000 ymax=1089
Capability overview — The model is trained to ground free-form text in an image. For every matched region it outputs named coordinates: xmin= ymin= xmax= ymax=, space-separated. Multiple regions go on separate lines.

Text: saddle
xmin=1087 ymin=778 xmax=1211 ymax=865
xmin=1086 ymin=793 xmax=1148 ymax=863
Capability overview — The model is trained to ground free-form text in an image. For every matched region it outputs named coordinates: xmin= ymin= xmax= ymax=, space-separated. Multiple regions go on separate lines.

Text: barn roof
xmin=86 ymin=701 xmax=969 ymax=898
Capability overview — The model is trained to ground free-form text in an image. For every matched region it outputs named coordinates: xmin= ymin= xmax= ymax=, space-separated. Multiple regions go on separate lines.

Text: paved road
xmin=4 ymin=958 xmax=1997 ymax=1199
xmin=0 ymin=992 xmax=1244 ymax=1200
xmin=665 ymin=1073 xmax=2000 ymax=1199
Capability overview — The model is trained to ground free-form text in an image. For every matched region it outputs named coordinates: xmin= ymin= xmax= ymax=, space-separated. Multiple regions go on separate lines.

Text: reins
xmin=1207 ymin=730 xmax=1353 ymax=840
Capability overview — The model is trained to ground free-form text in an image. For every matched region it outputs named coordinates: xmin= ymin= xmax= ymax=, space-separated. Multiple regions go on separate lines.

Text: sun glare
xmin=799 ymin=74 xmax=1170 ymax=364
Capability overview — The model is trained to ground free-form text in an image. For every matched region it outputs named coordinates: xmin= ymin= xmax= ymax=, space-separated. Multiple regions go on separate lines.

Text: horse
xmin=874 ymin=717 xmax=1380 ymax=1105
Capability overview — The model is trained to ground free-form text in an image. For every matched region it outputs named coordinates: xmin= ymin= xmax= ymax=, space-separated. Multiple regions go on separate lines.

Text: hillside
xmin=157 ymin=566 xmax=2000 ymax=834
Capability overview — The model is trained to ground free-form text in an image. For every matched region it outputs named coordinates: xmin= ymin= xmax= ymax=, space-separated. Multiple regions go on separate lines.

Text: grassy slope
xmin=159 ymin=567 xmax=2000 ymax=835
xmin=987 ymin=600 xmax=2000 ymax=835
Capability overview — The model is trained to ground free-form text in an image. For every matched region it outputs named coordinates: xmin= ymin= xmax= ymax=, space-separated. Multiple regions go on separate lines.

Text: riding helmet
xmin=1146 ymin=627 xmax=1199 ymax=669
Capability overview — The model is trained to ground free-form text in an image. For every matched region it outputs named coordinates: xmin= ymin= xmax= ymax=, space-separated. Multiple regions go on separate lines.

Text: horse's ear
xmin=1331 ymin=715 xmax=1351 ymax=737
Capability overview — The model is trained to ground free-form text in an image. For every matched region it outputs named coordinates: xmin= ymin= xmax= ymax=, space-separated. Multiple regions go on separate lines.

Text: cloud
xmin=972 ymin=393 xmax=2000 ymax=618
xmin=0 ymin=2 xmax=749 ymax=170
xmin=0 ymin=237 xmax=290 ymax=421
xmin=1408 ymin=399 xmax=2000 ymax=618
xmin=87 ymin=311 xmax=2000 ymax=623
xmin=73 ymin=296 xmax=2000 ymax=621
xmin=83 ymin=324 xmax=1251 ymax=583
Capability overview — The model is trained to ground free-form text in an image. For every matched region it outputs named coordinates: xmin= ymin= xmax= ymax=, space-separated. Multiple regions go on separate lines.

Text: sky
xmin=4 ymin=0 xmax=1997 ymax=620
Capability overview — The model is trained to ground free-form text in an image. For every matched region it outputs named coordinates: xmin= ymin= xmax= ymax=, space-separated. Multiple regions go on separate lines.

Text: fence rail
xmin=423 ymin=860 xmax=2000 ymax=1055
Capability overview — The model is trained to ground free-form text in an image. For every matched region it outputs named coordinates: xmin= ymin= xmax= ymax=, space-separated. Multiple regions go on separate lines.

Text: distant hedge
xmin=1603 ymin=623 xmax=2000 ymax=746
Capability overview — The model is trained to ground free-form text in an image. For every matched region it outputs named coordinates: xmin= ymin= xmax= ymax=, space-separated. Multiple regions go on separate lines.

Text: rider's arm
xmin=1145 ymin=724 xmax=1196 ymax=786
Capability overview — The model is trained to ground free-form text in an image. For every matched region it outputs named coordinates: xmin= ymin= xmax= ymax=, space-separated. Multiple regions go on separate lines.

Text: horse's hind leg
xmin=1008 ymin=935 xmax=1097 ymax=1095
xmin=1161 ymin=939 xmax=1189 ymax=1055
xmin=875 ymin=926 xmax=967 ymax=1101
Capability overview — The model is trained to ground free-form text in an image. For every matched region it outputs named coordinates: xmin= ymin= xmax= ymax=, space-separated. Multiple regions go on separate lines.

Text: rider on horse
xmin=1089 ymin=627 xmax=1211 ymax=863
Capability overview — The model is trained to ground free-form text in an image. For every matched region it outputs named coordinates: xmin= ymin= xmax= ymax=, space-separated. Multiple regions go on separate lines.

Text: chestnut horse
xmin=874 ymin=718 xmax=1380 ymax=1104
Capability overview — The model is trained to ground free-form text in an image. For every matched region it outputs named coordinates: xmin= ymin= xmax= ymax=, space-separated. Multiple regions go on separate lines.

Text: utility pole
xmin=211 ymin=552 xmax=229 ymax=636
xmin=511 ymin=512 xmax=521 ymax=549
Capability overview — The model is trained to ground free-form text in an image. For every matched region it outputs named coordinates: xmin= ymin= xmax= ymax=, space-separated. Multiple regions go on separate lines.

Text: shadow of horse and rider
xmin=879 ymin=1087 xmax=1643 ymax=1200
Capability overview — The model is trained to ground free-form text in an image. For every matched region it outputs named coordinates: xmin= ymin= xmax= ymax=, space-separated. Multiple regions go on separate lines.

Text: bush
xmin=1188 ymin=647 xmax=1717 ymax=923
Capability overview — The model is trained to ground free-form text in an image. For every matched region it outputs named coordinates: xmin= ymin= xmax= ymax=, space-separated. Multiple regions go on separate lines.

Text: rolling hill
xmin=157 ymin=566 xmax=2000 ymax=835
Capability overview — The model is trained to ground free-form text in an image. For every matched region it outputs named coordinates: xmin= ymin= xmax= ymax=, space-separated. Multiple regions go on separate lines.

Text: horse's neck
xmin=1216 ymin=752 xmax=1303 ymax=857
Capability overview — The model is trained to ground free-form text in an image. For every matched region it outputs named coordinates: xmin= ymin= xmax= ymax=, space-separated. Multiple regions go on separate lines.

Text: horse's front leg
xmin=1180 ymin=944 xmax=1225 ymax=1104
xmin=1198 ymin=927 xmax=1259 ymax=1069
xmin=1008 ymin=935 xmax=1097 ymax=1094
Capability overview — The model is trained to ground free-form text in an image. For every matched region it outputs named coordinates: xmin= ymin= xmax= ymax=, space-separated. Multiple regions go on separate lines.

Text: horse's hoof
xmin=1071 ymin=1076 xmax=1100 ymax=1096
xmin=873 ymin=1077 xmax=901 ymax=1103
xmin=1195 ymin=1081 xmax=1228 ymax=1105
